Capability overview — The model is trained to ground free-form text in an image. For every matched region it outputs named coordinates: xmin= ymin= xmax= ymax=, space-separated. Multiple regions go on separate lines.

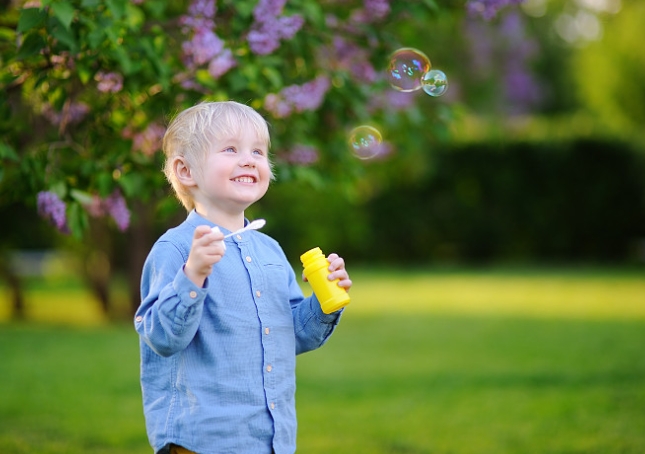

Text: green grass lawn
xmin=1 ymin=266 xmax=644 ymax=453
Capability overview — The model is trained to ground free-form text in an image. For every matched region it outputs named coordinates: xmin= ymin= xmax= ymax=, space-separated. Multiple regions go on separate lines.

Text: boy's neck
xmin=194 ymin=206 xmax=246 ymax=233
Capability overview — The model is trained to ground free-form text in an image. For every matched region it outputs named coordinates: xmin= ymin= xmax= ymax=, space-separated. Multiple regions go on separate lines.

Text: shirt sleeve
xmin=135 ymin=240 xmax=207 ymax=357
xmin=287 ymin=264 xmax=343 ymax=355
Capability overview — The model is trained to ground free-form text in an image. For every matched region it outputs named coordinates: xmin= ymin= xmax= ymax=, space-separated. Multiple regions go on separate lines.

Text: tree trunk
xmin=127 ymin=200 xmax=155 ymax=316
xmin=0 ymin=255 xmax=26 ymax=320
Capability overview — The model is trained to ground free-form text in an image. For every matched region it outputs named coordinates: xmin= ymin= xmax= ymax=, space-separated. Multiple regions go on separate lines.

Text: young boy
xmin=134 ymin=101 xmax=352 ymax=454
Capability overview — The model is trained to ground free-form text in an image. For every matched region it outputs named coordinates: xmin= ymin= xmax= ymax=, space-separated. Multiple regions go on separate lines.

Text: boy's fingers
xmin=194 ymin=225 xmax=213 ymax=239
xmin=327 ymin=255 xmax=345 ymax=271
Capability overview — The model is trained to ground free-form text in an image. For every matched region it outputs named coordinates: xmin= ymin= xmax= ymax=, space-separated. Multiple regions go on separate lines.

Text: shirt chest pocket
xmin=259 ymin=263 xmax=292 ymax=319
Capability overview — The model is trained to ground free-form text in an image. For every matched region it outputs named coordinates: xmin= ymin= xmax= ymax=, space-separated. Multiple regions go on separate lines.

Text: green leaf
xmin=0 ymin=27 xmax=17 ymax=42
xmin=292 ymin=166 xmax=325 ymax=190
xmin=86 ymin=27 xmax=105 ymax=50
xmin=81 ymin=0 xmax=100 ymax=8
xmin=0 ymin=142 xmax=19 ymax=161
xmin=67 ymin=201 xmax=88 ymax=239
xmin=140 ymin=37 xmax=163 ymax=73
xmin=301 ymin=1 xmax=324 ymax=27
xmin=111 ymin=46 xmax=134 ymax=74
xmin=262 ymin=67 xmax=283 ymax=90
xmin=70 ymin=188 xmax=94 ymax=205
xmin=16 ymin=32 xmax=46 ymax=59
xmin=17 ymin=8 xmax=47 ymax=33
xmin=96 ymin=171 xmax=113 ymax=195
xmin=77 ymin=64 xmax=92 ymax=84
xmin=105 ymin=0 xmax=127 ymax=20
xmin=118 ymin=172 xmax=144 ymax=198
xmin=50 ymin=181 xmax=67 ymax=199
xmin=143 ymin=0 xmax=167 ymax=19
xmin=50 ymin=18 xmax=77 ymax=52
xmin=421 ymin=0 xmax=439 ymax=11
xmin=50 ymin=2 xmax=75 ymax=30
xmin=124 ymin=3 xmax=145 ymax=29
xmin=233 ymin=1 xmax=254 ymax=19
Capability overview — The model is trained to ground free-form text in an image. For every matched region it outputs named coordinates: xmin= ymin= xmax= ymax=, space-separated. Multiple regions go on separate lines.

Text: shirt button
xmin=135 ymin=316 xmax=143 ymax=323
xmin=270 ymin=402 xmax=275 ymax=410
xmin=264 ymin=327 xmax=270 ymax=335
xmin=189 ymin=291 xmax=197 ymax=298
xmin=267 ymin=365 xmax=272 ymax=372
xmin=246 ymin=256 xmax=252 ymax=263
xmin=236 ymin=234 xmax=242 ymax=240
xmin=256 ymin=290 xmax=261 ymax=297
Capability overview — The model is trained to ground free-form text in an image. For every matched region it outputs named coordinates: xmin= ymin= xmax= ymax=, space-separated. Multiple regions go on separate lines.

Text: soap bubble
xmin=348 ymin=125 xmax=383 ymax=160
xmin=386 ymin=48 xmax=431 ymax=92
xmin=422 ymin=69 xmax=448 ymax=97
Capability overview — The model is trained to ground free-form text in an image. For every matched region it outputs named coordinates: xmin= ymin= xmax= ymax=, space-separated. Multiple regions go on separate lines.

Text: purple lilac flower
xmin=327 ymin=37 xmax=377 ymax=82
xmin=466 ymin=0 xmax=525 ymax=21
xmin=248 ymin=0 xmax=304 ymax=55
xmin=85 ymin=194 xmax=104 ymax=218
xmin=253 ymin=0 xmax=287 ymax=21
xmin=504 ymin=64 xmax=541 ymax=112
xmin=95 ymin=71 xmax=124 ymax=93
xmin=179 ymin=0 xmax=236 ymax=78
xmin=182 ymin=28 xmax=224 ymax=67
xmin=130 ymin=123 xmax=166 ymax=156
xmin=188 ymin=0 xmax=216 ymax=18
xmin=264 ymin=76 xmax=331 ymax=118
xmin=287 ymin=145 xmax=319 ymax=165
xmin=247 ymin=29 xmax=281 ymax=56
xmin=500 ymin=12 xmax=541 ymax=113
xmin=365 ymin=0 xmax=391 ymax=20
xmin=350 ymin=0 xmax=391 ymax=24
xmin=42 ymin=101 xmax=90 ymax=127
xmin=50 ymin=52 xmax=75 ymax=71
xmin=287 ymin=76 xmax=331 ymax=112
xmin=122 ymin=122 xmax=165 ymax=155
xmin=278 ymin=15 xmax=305 ymax=38
xmin=37 ymin=191 xmax=69 ymax=233
xmin=372 ymin=141 xmax=394 ymax=160
xmin=463 ymin=11 xmax=541 ymax=114
xmin=263 ymin=94 xmax=293 ymax=118
xmin=103 ymin=191 xmax=131 ymax=231
xmin=367 ymin=90 xmax=417 ymax=114
xmin=207 ymin=48 xmax=237 ymax=78
xmin=463 ymin=19 xmax=494 ymax=74
xmin=353 ymin=140 xmax=394 ymax=160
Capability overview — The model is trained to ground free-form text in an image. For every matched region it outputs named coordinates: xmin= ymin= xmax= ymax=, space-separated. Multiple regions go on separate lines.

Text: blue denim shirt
xmin=135 ymin=211 xmax=342 ymax=454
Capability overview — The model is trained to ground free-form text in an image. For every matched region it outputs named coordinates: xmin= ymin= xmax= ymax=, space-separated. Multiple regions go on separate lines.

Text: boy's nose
xmin=238 ymin=152 xmax=256 ymax=167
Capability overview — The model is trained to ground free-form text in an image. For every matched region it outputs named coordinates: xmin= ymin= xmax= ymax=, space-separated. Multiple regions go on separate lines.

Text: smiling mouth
xmin=231 ymin=176 xmax=256 ymax=183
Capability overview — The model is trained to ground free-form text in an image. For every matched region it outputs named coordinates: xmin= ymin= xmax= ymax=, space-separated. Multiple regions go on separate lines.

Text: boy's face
xmin=193 ymin=126 xmax=271 ymax=215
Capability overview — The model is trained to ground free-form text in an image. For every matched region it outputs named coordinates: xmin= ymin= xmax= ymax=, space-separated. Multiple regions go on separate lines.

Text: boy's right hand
xmin=185 ymin=226 xmax=226 ymax=287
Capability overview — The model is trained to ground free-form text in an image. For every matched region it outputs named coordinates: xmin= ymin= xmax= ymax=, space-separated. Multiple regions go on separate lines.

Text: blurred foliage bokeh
xmin=1 ymin=0 xmax=644 ymax=318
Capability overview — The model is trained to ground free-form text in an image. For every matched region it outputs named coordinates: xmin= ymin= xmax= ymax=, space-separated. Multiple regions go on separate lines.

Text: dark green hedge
xmin=261 ymin=139 xmax=645 ymax=265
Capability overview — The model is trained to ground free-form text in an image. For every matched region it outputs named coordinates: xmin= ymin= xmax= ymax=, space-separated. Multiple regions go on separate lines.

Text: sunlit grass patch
xmin=345 ymin=267 xmax=645 ymax=319
xmin=0 ymin=277 xmax=107 ymax=325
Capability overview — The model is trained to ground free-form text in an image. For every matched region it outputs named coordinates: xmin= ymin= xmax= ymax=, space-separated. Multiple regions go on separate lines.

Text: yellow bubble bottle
xmin=300 ymin=247 xmax=350 ymax=314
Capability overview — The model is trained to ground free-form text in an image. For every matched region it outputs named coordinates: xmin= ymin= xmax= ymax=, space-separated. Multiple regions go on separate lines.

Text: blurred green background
xmin=1 ymin=0 xmax=645 ymax=452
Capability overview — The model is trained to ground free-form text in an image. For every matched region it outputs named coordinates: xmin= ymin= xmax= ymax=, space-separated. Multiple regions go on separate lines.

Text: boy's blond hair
xmin=162 ymin=101 xmax=272 ymax=211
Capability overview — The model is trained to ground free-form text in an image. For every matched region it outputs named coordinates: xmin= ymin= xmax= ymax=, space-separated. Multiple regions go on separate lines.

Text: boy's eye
xmin=223 ymin=147 xmax=236 ymax=153
xmin=253 ymin=149 xmax=265 ymax=156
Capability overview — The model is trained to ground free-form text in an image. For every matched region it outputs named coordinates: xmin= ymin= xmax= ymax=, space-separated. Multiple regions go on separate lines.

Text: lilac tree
xmin=0 ymin=0 xmax=526 ymax=315
xmin=1 ymin=0 xmax=527 ymax=236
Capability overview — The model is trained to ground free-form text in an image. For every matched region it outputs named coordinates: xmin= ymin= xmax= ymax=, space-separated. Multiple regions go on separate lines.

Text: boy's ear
xmin=173 ymin=157 xmax=197 ymax=187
